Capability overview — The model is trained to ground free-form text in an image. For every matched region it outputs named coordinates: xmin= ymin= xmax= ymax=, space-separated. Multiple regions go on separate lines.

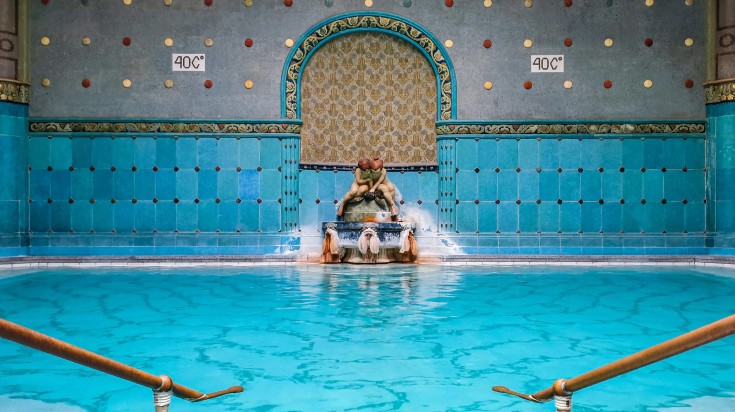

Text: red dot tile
xmin=82 ymin=79 xmax=91 ymax=88
xmin=445 ymin=0 xmax=454 ymax=7
xmin=603 ymin=80 xmax=613 ymax=89
xmin=524 ymin=81 xmax=533 ymax=89
xmin=244 ymin=38 xmax=254 ymax=47
xmin=204 ymin=0 xmax=213 ymax=6
xmin=564 ymin=0 xmax=573 ymax=6
xmin=483 ymin=39 xmax=492 ymax=48
xmin=204 ymin=79 xmax=213 ymax=88
xmin=644 ymin=38 xmax=653 ymax=47
xmin=122 ymin=37 xmax=131 ymax=46
xmin=284 ymin=0 xmax=292 ymax=6
xmin=685 ymin=79 xmax=694 ymax=88
xmin=564 ymin=38 xmax=573 ymax=47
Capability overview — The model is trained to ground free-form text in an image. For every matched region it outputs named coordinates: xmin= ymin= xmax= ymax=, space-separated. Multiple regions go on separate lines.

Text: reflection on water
xmin=0 ymin=265 xmax=733 ymax=411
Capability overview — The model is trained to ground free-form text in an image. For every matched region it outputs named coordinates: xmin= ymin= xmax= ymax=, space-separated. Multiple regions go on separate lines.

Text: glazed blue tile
xmin=28 ymin=138 xmax=50 ymax=169
xmin=154 ymin=170 xmax=176 ymax=200
xmin=113 ymin=202 xmax=134 ymax=232
xmin=559 ymin=172 xmax=579 ymax=200
xmin=497 ymin=235 xmax=519 ymax=250
xmin=299 ymin=170 xmax=318 ymax=197
xmin=497 ymin=202 xmax=517 ymax=233
xmin=518 ymin=203 xmax=537 ymax=233
xmin=538 ymin=172 xmax=559 ymax=201
xmin=0 ymin=202 xmax=18 ymax=233
xmin=598 ymin=139 xmax=622 ymax=169
xmin=539 ymin=236 xmax=560 ymax=249
xmin=579 ymin=139 xmax=601 ymax=169
xmin=477 ymin=171 xmax=497 ymax=201
xmin=317 ymin=202 xmax=337 ymax=226
xmin=622 ymin=203 xmax=643 ymax=233
xmin=662 ymin=138 xmax=686 ymax=168
xmin=643 ymin=170 xmax=664 ymax=201
xmin=643 ymin=203 xmax=665 ymax=233
xmin=217 ymin=138 xmax=239 ymax=168
xmin=93 ymin=169 xmax=114 ymax=200
xmin=197 ymin=169 xmax=218 ymax=200
xmin=238 ymin=138 xmax=260 ymax=169
xmin=260 ymin=170 xmax=281 ymax=201
xmin=259 ymin=139 xmax=281 ymax=169
xmin=456 ymin=139 xmax=477 ymax=169
xmin=497 ymin=171 xmax=517 ymax=200
xmin=135 ymin=170 xmax=156 ymax=200
xmin=581 ymin=171 xmax=600 ymax=200
xmin=335 ymin=170 xmax=353 ymax=193
xmin=197 ymin=202 xmax=218 ymax=232
xmin=218 ymin=202 xmax=238 ymax=232
xmin=622 ymin=172 xmax=643 ymax=201
xmin=49 ymin=171 xmax=71 ymax=199
xmin=217 ymin=170 xmax=239 ymax=200
xmin=112 ymin=138 xmax=134 ymax=168
xmin=134 ymin=202 xmax=156 ymax=232
xmin=49 ymin=138 xmax=72 ymax=169
xmin=538 ymin=139 xmax=559 ymax=169
xmin=239 ymin=169 xmax=259 ymax=200
xmin=456 ymin=170 xmax=477 ymax=201
xmin=72 ymin=138 xmax=93 ymax=167
xmin=155 ymin=138 xmax=176 ymax=168
xmin=92 ymin=138 xmax=114 ymax=167
xmin=260 ymin=201 xmax=281 ymax=232
xmin=600 ymin=172 xmax=622 ymax=200
xmin=538 ymin=202 xmax=558 ymax=233
xmin=622 ymin=139 xmax=644 ymax=169
xmin=581 ymin=203 xmax=601 ymax=233
xmin=155 ymin=202 xmax=176 ymax=232
xmin=176 ymin=202 xmax=198 ymax=232
xmin=663 ymin=171 xmax=685 ymax=201
xmin=517 ymin=139 xmax=538 ymax=169
xmin=664 ymin=202 xmax=686 ymax=233
xmin=716 ymin=167 xmax=735 ymax=200
xmin=176 ymin=138 xmax=198 ymax=167
xmin=239 ymin=201 xmax=259 ymax=231
xmin=420 ymin=171 xmax=438 ymax=201
xmin=317 ymin=171 xmax=336 ymax=201
xmin=477 ymin=139 xmax=498 ymax=168
xmin=477 ymin=202 xmax=497 ymax=232
xmin=92 ymin=202 xmax=114 ymax=232
xmin=558 ymin=139 xmax=580 ymax=169
xmin=133 ymin=236 xmax=155 ymax=247
xmin=643 ymin=138 xmax=665 ymax=169
xmin=49 ymin=202 xmax=71 ymax=232
xmin=600 ymin=202 xmax=622 ymax=233
xmin=559 ymin=203 xmax=580 ymax=233
xmin=71 ymin=170 xmax=93 ymax=200
xmin=197 ymin=138 xmax=218 ymax=168
xmin=398 ymin=172 xmax=420 ymax=201
xmin=496 ymin=139 xmax=518 ymax=169
xmin=133 ymin=138 xmax=156 ymax=168
xmin=686 ymin=203 xmax=706 ymax=232
xmin=113 ymin=170 xmax=134 ymax=199
xmin=456 ymin=202 xmax=477 ymax=233
xmin=29 ymin=170 xmax=49 ymax=200
xmin=684 ymin=172 xmax=705 ymax=201
xmin=518 ymin=171 xmax=538 ymax=201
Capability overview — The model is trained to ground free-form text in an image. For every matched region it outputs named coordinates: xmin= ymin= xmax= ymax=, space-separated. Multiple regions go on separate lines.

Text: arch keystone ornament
xmin=281 ymin=12 xmax=456 ymax=121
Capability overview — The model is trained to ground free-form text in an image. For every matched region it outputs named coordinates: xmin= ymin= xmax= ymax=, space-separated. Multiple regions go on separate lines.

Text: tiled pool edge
xmin=2 ymin=255 xmax=735 ymax=269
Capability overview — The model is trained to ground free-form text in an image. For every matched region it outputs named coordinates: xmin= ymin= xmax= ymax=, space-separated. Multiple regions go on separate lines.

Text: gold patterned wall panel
xmin=300 ymin=32 xmax=437 ymax=167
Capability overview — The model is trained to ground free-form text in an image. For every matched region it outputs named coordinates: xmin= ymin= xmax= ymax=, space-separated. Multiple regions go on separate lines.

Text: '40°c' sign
xmin=172 ymin=54 xmax=206 ymax=71
xmin=531 ymin=55 xmax=564 ymax=73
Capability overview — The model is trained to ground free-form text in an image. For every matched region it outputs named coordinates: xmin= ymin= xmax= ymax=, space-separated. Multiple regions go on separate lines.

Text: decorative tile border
xmin=704 ymin=78 xmax=735 ymax=104
xmin=436 ymin=121 xmax=705 ymax=135
xmin=300 ymin=163 xmax=437 ymax=172
xmin=0 ymin=79 xmax=30 ymax=104
xmin=283 ymin=12 xmax=455 ymax=121
xmin=29 ymin=120 xmax=301 ymax=134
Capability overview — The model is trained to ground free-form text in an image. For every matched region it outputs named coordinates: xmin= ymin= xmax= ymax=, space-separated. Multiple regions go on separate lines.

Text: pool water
xmin=0 ymin=265 xmax=734 ymax=411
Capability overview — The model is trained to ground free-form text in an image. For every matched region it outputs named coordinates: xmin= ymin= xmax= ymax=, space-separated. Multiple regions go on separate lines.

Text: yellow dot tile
xmin=123 ymin=79 xmax=132 ymax=88
xmin=285 ymin=38 xmax=294 ymax=48
xmin=164 ymin=79 xmax=174 ymax=88
xmin=604 ymin=38 xmax=614 ymax=47
xmin=164 ymin=38 xmax=174 ymax=47
xmin=645 ymin=0 xmax=654 ymax=6
xmin=82 ymin=37 xmax=91 ymax=46
xmin=244 ymin=80 xmax=254 ymax=89
xmin=40 ymin=36 xmax=50 ymax=46
xmin=444 ymin=39 xmax=454 ymax=48
xmin=484 ymin=0 xmax=492 ymax=6
xmin=643 ymin=79 xmax=653 ymax=88
xmin=123 ymin=0 xmax=132 ymax=5
xmin=365 ymin=0 xmax=373 ymax=7
xmin=164 ymin=0 xmax=173 ymax=5
xmin=244 ymin=0 xmax=253 ymax=6
xmin=524 ymin=39 xmax=533 ymax=48
xmin=685 ymin=0 xmax=693 ymax=5
xmin=564 ymin=80 xmax=573 ymax=89
xmin=41 ymin=78 xmax=51 ymax=87
xmin=524 ymin=0 xmax=532 ymax=7
xmin=684 ymin=37 xmax=694 ymax=46
xmin=204 ymin=38 xmax=214 ymax=47
xmin=483 ymin=81 xmax=493 ymax=90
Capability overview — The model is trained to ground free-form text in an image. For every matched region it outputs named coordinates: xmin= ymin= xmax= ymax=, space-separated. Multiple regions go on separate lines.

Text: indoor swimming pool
xmin=0 ymin=264 xmax=733 ymax=411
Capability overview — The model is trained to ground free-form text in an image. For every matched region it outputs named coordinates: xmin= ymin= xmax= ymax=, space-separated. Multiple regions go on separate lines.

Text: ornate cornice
xmin=29 ymin=121 xmax=301 ymax=134
xmin=704 ymin=78 xmax=735 ymax=104
xmin=436 ymin=122 xmax=705 ymax=136
xmin=283 ymin=12 xmax=454 ymax=121
xmin=0 ymin=79 xmax=30 ymax=104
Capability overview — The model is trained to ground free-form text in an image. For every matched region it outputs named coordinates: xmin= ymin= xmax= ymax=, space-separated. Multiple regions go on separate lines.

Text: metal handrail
xmin=493 ymin=313 xmax=735 ymax=412
xmin=0 ymin=317 xmax=244 ymax=411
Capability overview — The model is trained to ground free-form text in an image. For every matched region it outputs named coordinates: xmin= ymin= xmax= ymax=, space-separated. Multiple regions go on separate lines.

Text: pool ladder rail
xmin=493 ymin=313 xmax=735 ymax=412
xmin=0 ymin=317 xmax=244 ymax=411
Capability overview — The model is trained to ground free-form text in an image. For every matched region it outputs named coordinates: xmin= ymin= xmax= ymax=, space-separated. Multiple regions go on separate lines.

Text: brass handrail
xmin=493 ymin=313 xmax=735 ymax=411
xmin=0 ymin=317 xmax=244 ymax=410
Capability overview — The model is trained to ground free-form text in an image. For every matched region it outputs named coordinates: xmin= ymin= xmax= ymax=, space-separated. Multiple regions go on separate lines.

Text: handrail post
xmin=153 ymin=375 xmax=174 ymax=412
xmin=553 ymin=379 xmax=572 ymax=412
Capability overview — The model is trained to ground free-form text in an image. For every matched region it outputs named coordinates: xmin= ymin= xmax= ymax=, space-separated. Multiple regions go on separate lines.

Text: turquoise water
xmin=0 ymin=265 xmax=734 ymax=411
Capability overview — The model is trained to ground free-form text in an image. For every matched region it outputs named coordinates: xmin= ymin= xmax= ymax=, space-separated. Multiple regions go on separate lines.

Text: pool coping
xmin=1 ymin=254 xmax=735 ymax=269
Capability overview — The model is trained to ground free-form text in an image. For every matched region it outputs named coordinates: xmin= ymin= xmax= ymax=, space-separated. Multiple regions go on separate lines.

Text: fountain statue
xmin=322 ymin=158 xmax=418 ymax=264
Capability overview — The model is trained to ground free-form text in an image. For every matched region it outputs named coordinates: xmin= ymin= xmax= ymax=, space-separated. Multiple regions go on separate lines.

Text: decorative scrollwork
xmin=0 ymin=80 xmax=30 ymax=104
xmin=29 ymin=121 xmax=301 ymax=134
xmin=435 ymin=122 xmax=705 ymax=135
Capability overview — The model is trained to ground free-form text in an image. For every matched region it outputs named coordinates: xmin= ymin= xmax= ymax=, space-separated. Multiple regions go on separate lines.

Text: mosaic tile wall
xmin=0 ymin=102 xmax=28 ymax=255
xmin=708 ymin=101 xmax=735 ymax=247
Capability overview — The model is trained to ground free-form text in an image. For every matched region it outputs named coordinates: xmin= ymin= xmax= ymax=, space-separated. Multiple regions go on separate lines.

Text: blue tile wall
xmin=450 ymin=136 xmax=706 ymax=234
xmin=707 ymin=102 xmax=735 ymax=234
xmin=0 ymin=102 xmax=28 ymax=252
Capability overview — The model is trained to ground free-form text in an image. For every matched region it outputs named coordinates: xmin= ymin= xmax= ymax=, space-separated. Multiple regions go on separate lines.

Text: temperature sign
xmin=531 ymin=55 xmax=564 ymax=73
xmin=172 ymin=54 xmax=205 ymax=72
